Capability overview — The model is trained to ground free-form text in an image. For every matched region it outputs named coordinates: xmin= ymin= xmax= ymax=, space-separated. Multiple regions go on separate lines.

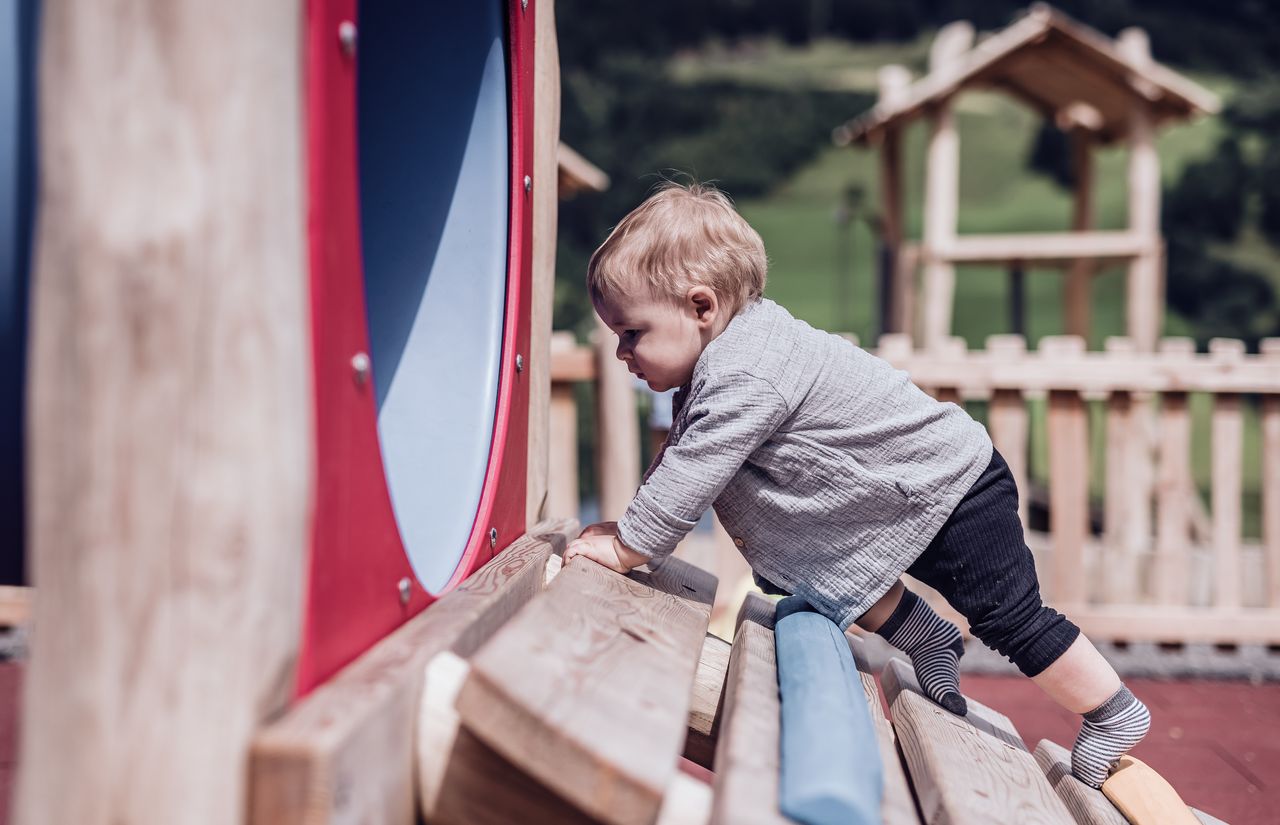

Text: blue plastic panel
xmin=357 ymin=0 xmax=509 ymax=591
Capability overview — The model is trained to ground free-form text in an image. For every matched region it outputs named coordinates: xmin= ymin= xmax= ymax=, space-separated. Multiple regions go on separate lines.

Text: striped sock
xmin=876 ymin=589 xmax=967 ymax=716
xmin=1071 ymin=685 xmax=1151 ymax=788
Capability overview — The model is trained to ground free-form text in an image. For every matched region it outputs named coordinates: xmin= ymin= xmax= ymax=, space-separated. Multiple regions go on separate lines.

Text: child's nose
xmin=614 ymin=340 xmax=630 ymax=362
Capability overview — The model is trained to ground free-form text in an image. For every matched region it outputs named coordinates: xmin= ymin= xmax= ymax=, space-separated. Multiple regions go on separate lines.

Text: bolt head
xmin=397 ymin=577 xmax=412 ymax=606
xmin=489 ymin=527 xmax=498 ymax=548
xmin=516 ymin=353 xmax=524 ymax=372
xmin=351 ymin=352 xmax=371 ymax=386
xmin=523 ymin=175 xmax=532 ymax=193
xmin=521 ymin=0 xmax=528 ymax=9
xmin=338 ymin=21 xmax=357 ymax=56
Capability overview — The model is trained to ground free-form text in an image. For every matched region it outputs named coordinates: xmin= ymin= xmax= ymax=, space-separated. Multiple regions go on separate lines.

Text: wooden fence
xmin=550 ymin=330 xmax=1280 ymax=646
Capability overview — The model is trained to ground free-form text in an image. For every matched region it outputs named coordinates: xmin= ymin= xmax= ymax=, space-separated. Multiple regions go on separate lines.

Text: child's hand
xmin=565 ymin=532 xmax=649 ymax=574
xmin=578 ymin=521 xmax=618 ymax=539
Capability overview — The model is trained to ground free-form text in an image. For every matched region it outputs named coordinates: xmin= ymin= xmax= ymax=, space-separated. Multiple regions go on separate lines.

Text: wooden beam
xmin=881 ymin=659 xmax=1074 ymax=824
xmin=1034 ymin=739 xmax=1128 ymax=825
xmin=1101 ymin=343 xmax=1148 ymax=605
xmin=527 ymin=0 xmax=562 ymax=523
xmin=1126 ymin=102 xmax=1162 ymax=351
xmin=1066 ymin=604 xmax=1280 ymax=644
xmin=710 ymin=617 xmax=791 ymax=825
xmin=1066 ymin=129 xmax=1095 ymax=339
xmin=922 ymin=100 xmax=958 ymax=351
xmin=685 ymin=633 xmax=731 ymax=770
xmin=15 ymin=3 xmax=309 ymax=824
xmin=456 ymin=556 xmax=716 ymax=825
xmin=937 ymin=230 xmax=1147 ymax=264
xmin=249 ymin=521 xmax=573 ymax=825
xmin=1102 ymin=755 xmax=1200 ymax=825
xmin=848 ymin=636 xmax=923 ymax=824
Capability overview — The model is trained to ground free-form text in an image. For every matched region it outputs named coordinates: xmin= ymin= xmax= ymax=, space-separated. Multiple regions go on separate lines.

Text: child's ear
xmin=688 ymin=286 xmax=717 ymax=324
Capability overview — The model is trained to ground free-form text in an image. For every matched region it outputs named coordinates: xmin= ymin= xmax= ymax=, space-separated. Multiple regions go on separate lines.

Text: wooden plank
xmin=1209 ymin=339 xmax=1244 ymax=608
xmin=922 ymin=99 xmax=957 ymax=351
xmin=250 ymin=521 xmax=574 ymax=825
xmin=550 ymin=337 xmax=595 ymax=382
xmin=548 ymin=334 xmax=581 ymax=520
xmin=1154 ymin=344 xmax=1193 ymax=604
xmin=1045 ymin=337 xmax=1089 ymax=605
xmin=1102 ymin=755 xmax=1200 ymax=825
xmin=685 ymin=633 xmax=731 ymax=769
xmin=1261 ymin=339 xmax=1280 ymax=607
xmin=848 ymin=636 xmax=923 ymax=824
xmin=1101 ymin=359 xmax=1147 ymax=605
xmin=1034 ymin=739 xmax=1127 ymax=825
xmin=1065 ymin=130 xmax=1094 ymax=339
xmin=527 ymin=0 xmax=562 ymax=523
xmin=15 ymin=3 xmax=310 ymax=824
xmin=456 ymin=555 xmax=716 ymax=825
xmin=1069 ymin=604 xmax=1280 ymax=643
xmin=1126 ymin=102 xmax=1162 ymax=351
xmin=710 ymin=618 xmax=791 ymax=825
xmin=595 ymin=318 xmax=641 ymax=519
xmin=881 ymin=658 xmax=1074 ymax=825
xmin=988 ymin=336 xmax=1029 ymax=528
xmin=938 ymin=230 xmax=1146 ymax=265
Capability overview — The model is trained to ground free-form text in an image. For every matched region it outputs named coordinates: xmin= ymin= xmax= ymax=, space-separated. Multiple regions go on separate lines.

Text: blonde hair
xmin=586 ymin=181 xmax=767 ymax=315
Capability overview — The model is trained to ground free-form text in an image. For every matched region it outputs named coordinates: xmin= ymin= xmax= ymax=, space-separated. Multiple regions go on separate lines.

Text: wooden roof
xmin=557 ymin=142 xmax=610 ymax=198
xmin=835 ymin=3 xmax=1219 ymax=146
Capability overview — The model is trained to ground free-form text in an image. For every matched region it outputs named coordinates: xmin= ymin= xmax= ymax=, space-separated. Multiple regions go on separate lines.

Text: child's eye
xmin=624 ymin=329 xmax=641 ymax=339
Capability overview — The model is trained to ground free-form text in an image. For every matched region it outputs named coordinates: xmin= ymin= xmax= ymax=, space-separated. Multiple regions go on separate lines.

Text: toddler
xmin=564 ymin=182 xmax=1149 ymax=787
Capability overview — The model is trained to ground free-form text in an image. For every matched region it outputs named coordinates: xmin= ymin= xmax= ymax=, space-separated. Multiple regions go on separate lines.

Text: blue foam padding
xmin=357 ymin=0 xmax=508 ymax=591
xmin=0 ymin=0 xmax=38 ymax=584
xmin=775 ymin=596 xmax=883 ymax=825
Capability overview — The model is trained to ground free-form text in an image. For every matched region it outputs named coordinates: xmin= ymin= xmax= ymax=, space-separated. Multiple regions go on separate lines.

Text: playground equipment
xmin=0 ymin=0 xmax=1256 ymax=822
xmin=834 ymin=4 xmax=1220 ymax=351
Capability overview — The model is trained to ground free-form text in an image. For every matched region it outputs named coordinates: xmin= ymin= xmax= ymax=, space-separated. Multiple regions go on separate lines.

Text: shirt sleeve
xmin=617 ymin=371 xmax=788 ymax=560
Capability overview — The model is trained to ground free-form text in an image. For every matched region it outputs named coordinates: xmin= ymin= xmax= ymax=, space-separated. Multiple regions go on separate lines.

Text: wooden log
xmin=1101 ymin=755 xmax=1200 ymax=825
xmin=456 ymin=555 xmax=716 ymax=825
xmin=922 ymin=99 xmax=958 ymax=351
xmin=988 ymin=335 xmax=1029 ymax=528
xmin=1154 ymin=341 xmax=1194 ymax=604
xmin=1209 ymin=339 xmax=1244 ymax=608
xmin=1044 ymin=337 xmax=1089 ymax=606
xmin=938 ymin=230 xmax=1146 ymax=265
xmin=685 ymin=633 xmax=732 ymax=770
xmin=774 ymin=598 xmax=881 ymax=825
xmin=16 ymin=3 xmax=310 ymax=824
xmin=1065 ymin=129 xmax=1094 ymax=339
xmin=848 ymin=635 xmax=923 ymax=824
xmin=1034 ymin=739 xmax=1127 ymax=825
xmin=250 ymin=521 xmax=574 ymax=825
xmin=710 ymin=617 xmax=791 ymax=825
xmin=881 ymin=658 xmax=1074 ymax=825
xmin=527 ymin=0 xmax=562 ymax=523
xmin=1264 ymin=339 xmax=1280 ymax=607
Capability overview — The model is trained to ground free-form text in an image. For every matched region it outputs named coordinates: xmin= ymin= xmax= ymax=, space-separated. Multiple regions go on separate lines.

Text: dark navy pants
xmin=906 ymin=447 xmax=1080 ymax=676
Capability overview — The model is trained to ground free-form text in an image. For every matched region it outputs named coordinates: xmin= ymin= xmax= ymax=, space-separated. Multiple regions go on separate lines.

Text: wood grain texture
xmin=881 ymin=659 xmax=1074 ymax=825
xmin=1033 ymin=739 xmax=1127 ymax=825
xmin=848 ymin=636 xmax=923 ymax=824
xmin=685 ymin=633 xmax=731 ymax=769
xmin=527 ymin=0 xmax=561 ymax=523
xmin=16 ymin=3 xmax=309 ymax=824
xmin=1045 ymin=344 xmax=1088 ymax=606
xmin=250 ymin=522 xmax=573 ymax=825
xmin=710 ymin=619 xmax=791 ymax=825
xmin=1101 ymin=755 xmax=1200 ymax=825
xmin=457 ymin=556 xmax=714 ymax=825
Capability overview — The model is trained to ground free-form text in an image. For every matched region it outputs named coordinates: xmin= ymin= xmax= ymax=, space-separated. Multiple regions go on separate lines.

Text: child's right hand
xmin=578 ymin=521 xmax=619 ymax=539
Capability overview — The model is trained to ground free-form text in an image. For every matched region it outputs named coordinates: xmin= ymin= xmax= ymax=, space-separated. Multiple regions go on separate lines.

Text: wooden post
xmin=1126 ymin=102 xmax=1161 ymax=352
xmin=922 ymin=99 xmax=958 ymax=351
xmin=594 ymin=318 xmax=641 ymax=520
xmin=1153 ymin=339 xmax=1194 ymax=605
xmin=1044 ymin=337 xmax=1089 ymax=606
xmin=879 ymin=125 xmax=904 ymax=335
xmin=1263 ymin=339 xmax=1280 ymax=608
xmin=16 ymin=3 xmax=310 ymax=824
xmin=987 ymin=335 xmax=1029 ymax=528
xmin=527 ymin=0 xmax=561 ymax=523
xmin=1065 ymin=128 xmax=1094 ymax=341
xmin=1209 ymin=339 xmax=1244 ymax=608
xmin=548 ymin=339 xmax=580 ymax=520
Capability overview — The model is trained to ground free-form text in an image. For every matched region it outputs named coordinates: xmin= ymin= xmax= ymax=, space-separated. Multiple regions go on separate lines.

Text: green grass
xmin=677 ymin=38 xmax=1270 ymax=537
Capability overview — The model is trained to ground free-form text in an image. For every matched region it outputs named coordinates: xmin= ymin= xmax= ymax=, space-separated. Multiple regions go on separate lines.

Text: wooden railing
xmin=551 ymin=329 xmax=1280 ymax=645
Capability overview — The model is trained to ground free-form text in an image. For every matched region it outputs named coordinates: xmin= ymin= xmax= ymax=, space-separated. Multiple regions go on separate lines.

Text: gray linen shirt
xmin=616 ymin=298 xmax=993 ymax=630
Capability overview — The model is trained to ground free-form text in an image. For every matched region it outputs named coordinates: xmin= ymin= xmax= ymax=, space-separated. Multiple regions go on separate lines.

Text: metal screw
xmin=521 ymin=0 xmax=527 ymax=9
xmin=489 ymin=527 xmax=498 ymax=548
xmin=515 ymin=353 xmax=524 ymax=372
xmin=351 ymin=352 xmax=371 ymax=386
xmin=397 ymin=577 xmax=412 ymax=607
xmin=338 ymin=21 xmax=357 ymax=56
xmin=523 ymin=175 xmax=532 ymax=193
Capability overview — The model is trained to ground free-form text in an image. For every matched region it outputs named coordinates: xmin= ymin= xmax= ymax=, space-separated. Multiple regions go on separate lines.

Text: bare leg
xmin=854 ymin=579 xmax=904 ymax=632
xmin=1031 ymin=634 xmax=1122 ymax=714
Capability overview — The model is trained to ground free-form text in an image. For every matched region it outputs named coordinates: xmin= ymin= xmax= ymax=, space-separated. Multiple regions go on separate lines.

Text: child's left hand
xmin=565 ymin=533 xmax=649 ymax=574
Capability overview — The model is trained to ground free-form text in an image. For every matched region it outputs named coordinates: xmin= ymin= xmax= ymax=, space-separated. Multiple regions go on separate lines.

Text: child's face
xmin=594 ymin=289 xmax=719 ymax=392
